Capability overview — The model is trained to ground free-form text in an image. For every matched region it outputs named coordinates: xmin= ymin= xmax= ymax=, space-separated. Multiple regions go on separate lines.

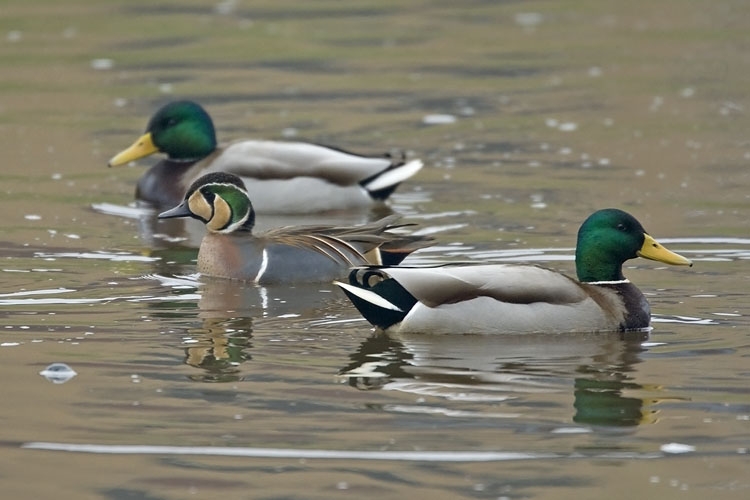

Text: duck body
xmin=158 ymin=172 xmax=432 ymax=284
xmin=198 ymin=229 xmax=376 ymax=284
xmin=336 ymin=209 xmax=692 ymax=334
xmin=338 ymin=264 xmax=650 ymax=334
xmin=111 ymin=101 xmax=423 ymax=213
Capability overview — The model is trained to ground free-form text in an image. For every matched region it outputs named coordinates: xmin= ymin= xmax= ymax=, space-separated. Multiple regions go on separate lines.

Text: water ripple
xmin=23 ymin=441 xmax=665 ymax=462
xmin=0 ymin=291 xmax=199 ymax=307
xmin=35 ymin=251 xmax=159 ymax=262
xmin=651 ymin=314 xmax=719 ymax=325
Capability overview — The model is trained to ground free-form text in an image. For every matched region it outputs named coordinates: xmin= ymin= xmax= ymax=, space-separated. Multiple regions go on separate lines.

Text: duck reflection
xmin=183 ymin=316 xmax=254 ymax=383
xmin=182 ymin=278 xmax=341 ymax=382
xmin=340 ymin=330 xmax=661 ymax=426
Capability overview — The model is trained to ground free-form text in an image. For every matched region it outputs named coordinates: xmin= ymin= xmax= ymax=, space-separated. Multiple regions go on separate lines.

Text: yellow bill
xmin=637 ymin=234 xmax=692 ymax=266
xmin=108 ymin=132 xmax=158 ymax=167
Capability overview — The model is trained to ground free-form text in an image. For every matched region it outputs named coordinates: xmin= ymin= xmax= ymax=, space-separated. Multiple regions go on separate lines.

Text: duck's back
xmin=197 ymin=141 xmax=411 ymax=213
xmin=208 ymin=140 xmax=394 ymax=182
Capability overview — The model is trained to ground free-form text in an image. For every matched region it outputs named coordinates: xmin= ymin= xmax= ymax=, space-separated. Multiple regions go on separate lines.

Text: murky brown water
xmin=1 ymin=1 xmax=749 ymax=499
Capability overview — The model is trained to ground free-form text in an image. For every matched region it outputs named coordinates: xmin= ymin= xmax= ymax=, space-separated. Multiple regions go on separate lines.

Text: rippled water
xmin=2 ymin=1 xmax=750 ymax=499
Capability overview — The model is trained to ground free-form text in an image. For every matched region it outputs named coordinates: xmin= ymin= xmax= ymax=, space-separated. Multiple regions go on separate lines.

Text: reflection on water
xmin=573 ymin=378 xmax=656 ymax=427
xmin=183 ymin=317 xmax=254 ymax=383
xmin=158 ymin=275 xmax=343 ymax=382
xmin=340 ymin=330 xmax=665 ymax=427
xmin=571 ymin=341 xmax=655 ymax=427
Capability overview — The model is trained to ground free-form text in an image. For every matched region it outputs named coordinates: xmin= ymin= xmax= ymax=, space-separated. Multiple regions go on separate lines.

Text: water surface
xmin=1 ymin=1 xmax=749 ymax=499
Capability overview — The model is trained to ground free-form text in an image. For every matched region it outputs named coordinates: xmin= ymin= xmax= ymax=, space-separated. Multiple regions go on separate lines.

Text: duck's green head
xmin=108 ymin=100 xmax=217 ymax=167
xmin=575 ymin=208 xmax=692 ymax=283
xmin=158 ymin=172 xmax=254 ymax=233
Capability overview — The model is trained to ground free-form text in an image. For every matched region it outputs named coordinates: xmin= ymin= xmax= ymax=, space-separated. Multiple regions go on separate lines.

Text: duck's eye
xmin=166 ymin=118 xmax=178 ymax=127
xmin=616 ymin=223 xmax=627 ymax=231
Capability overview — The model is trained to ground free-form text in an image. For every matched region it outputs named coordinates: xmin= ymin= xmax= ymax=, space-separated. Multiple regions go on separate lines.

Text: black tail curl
xmin=340 ymin=268 xmax=419 ymax=330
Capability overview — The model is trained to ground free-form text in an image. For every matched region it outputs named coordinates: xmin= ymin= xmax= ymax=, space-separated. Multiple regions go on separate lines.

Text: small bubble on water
xmin=422 ymin=114 xmax=457 ymax=125
xmin=39 ymin=363 xmax=77 ymax=384
xmin=558 ymin=122 xmax=578 ymax=132
xmin=25 ymin=214 xmax=42 ymax=221
xmin=661 ymin=442 xmax=695 ymax=454
xmin=90 ymin=58 xmax=114 ymax=70
xmin=680 ymin=87 xmax=695 ymax=98
xmin=458 ymin=106 xmax=475 ymax=116
xmin=514 ymin=12 xmax=543 ymax=28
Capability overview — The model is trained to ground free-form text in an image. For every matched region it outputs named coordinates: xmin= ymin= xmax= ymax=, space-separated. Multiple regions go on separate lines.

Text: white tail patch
xmin=334 ymin=281 xmax=403 ymax=312
xmin=362 ymin=159 xmax=423 ymax=193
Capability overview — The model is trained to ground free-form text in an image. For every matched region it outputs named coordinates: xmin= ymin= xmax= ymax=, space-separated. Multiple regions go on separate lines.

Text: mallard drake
xmin=158 ymin=172 xmax=432 ymax=284
xmin=109 ymin=100 xmax=423 ymax=213
xmin=335 ymin=209 xmax=693 ymax=334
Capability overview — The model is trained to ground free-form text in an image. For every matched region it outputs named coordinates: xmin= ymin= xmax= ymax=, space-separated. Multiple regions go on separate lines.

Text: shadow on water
xmin=339 ymin=329 xmax=665 ymax=427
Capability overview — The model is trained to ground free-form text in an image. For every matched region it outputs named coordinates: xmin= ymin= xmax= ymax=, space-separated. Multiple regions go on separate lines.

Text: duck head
xmin=575 ymin=208 xmax=692 ymax=283
xmin=158 ymin=172 xmax=255 ymax=233
xmin=109 ymin=100 xmax=218 ymax=166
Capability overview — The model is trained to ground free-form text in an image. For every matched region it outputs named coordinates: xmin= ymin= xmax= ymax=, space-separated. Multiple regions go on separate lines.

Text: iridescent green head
xmin=108 ymin=100 xmax=217 ymax=167
xmin=158 ymin=172 xmax=254 ymax=233
xmin=575 ymin=208 xmax=692 ymax=283
xmin=146 ymin=100 xmax=217 ymax=160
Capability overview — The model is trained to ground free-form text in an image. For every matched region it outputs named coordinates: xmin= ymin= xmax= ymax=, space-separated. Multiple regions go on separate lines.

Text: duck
xmin=157 ymin=172 xmax=432 ymax=284
xmin=109 ymin=100 xmax=423 ymax=213
xmin=335 ymin=208 xmax=693 ymax=334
